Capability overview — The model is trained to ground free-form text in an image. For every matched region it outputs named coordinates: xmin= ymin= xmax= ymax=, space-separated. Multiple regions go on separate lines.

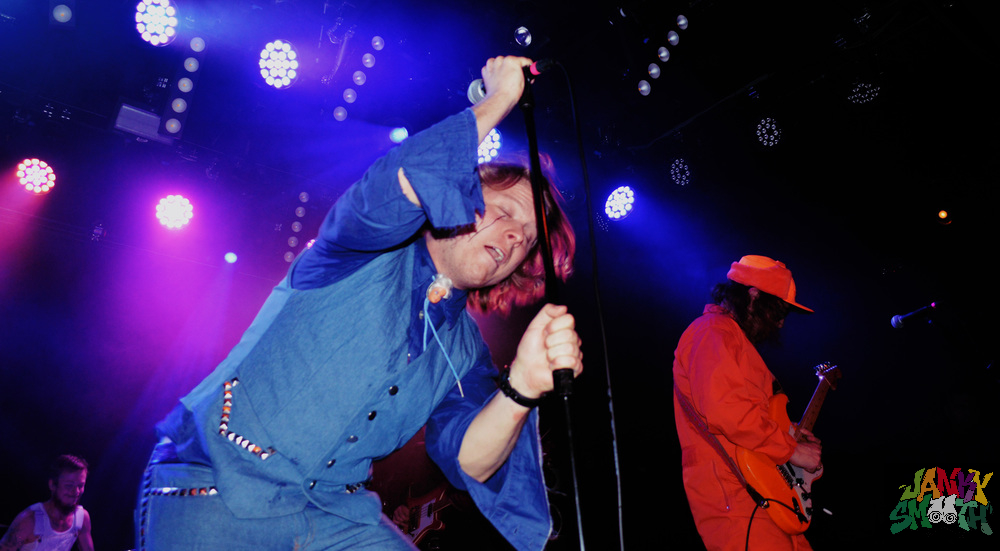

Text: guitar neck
xmin=794 ymin=378 xmax=832 ymax=439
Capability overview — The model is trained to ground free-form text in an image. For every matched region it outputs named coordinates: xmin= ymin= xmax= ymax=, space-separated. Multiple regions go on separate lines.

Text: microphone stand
xmin=518 ymin=67 xmax=586 ymax=550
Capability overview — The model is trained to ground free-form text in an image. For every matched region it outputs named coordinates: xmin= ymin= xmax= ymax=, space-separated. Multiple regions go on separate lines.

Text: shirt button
xmin=326 ymin=459 xmax=336 ymax=468
xmin=388 ymin=385 xmax=399 ymax=395
xmin=418 ymin=310 xmax=424 ymax=320
xmin=346 ymin=435 xmax=358 ymax=443
xmin=309 ymin=480 xmax=317 ymax=489
xmin=368 ymin=411 xmax=377 ymax=420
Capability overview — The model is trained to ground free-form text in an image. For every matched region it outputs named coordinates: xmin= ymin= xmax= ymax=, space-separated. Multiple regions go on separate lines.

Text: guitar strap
xmin=673 ymin=381 xmax=768 ymax=508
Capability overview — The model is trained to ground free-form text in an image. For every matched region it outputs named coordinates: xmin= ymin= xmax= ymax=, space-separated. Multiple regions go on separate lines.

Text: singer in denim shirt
xmin=136 ymin=56 xmax=581 ymax=551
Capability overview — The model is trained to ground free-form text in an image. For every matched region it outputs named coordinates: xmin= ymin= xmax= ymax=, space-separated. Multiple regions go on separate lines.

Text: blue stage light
xmin=605 ymin=186 xmax=635 ymax=220
xmin=390 ymin=128 xmax=409 ymax=143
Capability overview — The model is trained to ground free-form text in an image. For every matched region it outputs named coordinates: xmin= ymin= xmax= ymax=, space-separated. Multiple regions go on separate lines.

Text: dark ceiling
xmin=1 ymin=1 xmax=997 ymax=549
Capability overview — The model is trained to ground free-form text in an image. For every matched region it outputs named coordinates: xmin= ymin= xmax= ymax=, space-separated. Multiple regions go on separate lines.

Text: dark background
xmin=1 ymin=1 xmax=996 ymax=549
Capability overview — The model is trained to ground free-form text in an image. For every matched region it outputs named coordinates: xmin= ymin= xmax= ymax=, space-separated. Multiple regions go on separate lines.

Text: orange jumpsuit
xmin=673 ymin=305 xmax=812 ymax=551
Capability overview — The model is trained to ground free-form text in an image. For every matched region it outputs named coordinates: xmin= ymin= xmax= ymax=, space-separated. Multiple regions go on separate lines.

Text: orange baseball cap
xmin=727 ymin=255 xmax=813 ymax=313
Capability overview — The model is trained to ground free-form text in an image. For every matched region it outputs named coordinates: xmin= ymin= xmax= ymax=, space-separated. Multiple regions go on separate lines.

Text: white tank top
xmin=20 ymin=503 xmax=83 ymax=551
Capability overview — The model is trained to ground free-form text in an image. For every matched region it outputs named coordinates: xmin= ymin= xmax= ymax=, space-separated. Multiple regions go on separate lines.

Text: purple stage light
xmin=156 ymin=194 xmax=193 ymax=229
xmin=16 ymin=158 xmax=56 ymax=194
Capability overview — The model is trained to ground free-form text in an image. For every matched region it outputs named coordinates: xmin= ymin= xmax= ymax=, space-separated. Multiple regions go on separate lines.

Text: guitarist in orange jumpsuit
xmin=672 ymin=255 xmax=823 ymax=551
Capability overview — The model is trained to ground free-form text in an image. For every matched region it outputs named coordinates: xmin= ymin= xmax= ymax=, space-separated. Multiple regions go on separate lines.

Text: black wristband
xmin=497 ymin=369 xmax=545 ymax=408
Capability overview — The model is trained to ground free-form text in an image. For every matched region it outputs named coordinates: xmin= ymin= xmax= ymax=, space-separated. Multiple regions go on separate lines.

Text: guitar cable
xmin=743 ymin=491 xmax=810 ymax=551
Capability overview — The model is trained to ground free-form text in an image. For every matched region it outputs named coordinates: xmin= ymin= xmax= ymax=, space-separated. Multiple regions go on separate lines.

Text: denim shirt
xmin=157 ymin=109 xmax=552 ymax=550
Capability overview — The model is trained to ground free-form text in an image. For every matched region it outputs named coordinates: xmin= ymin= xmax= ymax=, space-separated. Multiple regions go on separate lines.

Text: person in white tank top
xmin=0 ymin=455 xmax=94 ymax=551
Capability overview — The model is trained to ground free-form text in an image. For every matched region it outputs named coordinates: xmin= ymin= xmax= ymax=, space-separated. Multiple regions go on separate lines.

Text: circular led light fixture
xmin=670 ymin=158 xmax=691 ymax=186
xmin=756 ymin=117 xmax=782 ymax=147
xmin=135 ymin=0 xmax=179 ymax=47
xmin=259 ymin=39 xmax=300 ymax=89
xmin=390 ymin=127 xmax=409 ymax=143
xmin=53 ymin=4 xmax=73 ymax=23
xmin=477 ymin=128 xmax=502 ymax=164
xmin=605 ymin=186 xmax=635 ymax=220
xmin=16 ymin=158 xmax=56 ymax=194
xmin=156 ymin=194 xmax=194 ymax=229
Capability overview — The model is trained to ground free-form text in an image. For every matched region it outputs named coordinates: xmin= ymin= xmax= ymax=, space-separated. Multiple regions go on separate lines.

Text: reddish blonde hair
xmin=468 ymin=154 xmax=576 ymax=314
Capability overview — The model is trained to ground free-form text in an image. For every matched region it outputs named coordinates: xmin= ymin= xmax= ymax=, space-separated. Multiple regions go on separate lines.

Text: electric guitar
xmin=402 ymin=484 xmax=451 ymax=545
xmin=735 ymin=362 xmax=841 ymax=534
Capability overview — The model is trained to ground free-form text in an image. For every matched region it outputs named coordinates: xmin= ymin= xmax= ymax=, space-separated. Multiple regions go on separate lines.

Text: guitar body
xmin=404 ymin=485 xmax=449 ymax=545
xmin=735 ymin=392 xmax=822 ymax=535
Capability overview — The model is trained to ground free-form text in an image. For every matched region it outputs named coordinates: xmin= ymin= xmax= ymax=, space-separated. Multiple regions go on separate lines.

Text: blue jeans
xmin=135 ymin=442 xmax=416 ymax=551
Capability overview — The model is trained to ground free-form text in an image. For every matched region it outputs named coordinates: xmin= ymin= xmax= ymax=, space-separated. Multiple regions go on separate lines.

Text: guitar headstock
xmin=814 ymin=362 xmax=842 ymax=390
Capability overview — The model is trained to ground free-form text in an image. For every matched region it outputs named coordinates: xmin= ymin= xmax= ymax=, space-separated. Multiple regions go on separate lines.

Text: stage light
xmin=638 ymin=80 xmax=651 ymax=96
xmin=135 ymin=0 xmax=179 ymax=47
xmin=184 ymin=57 xmax=199 ymax=72
xmin=171 ymin=98 xmax=187 ymax=113
xmin=163 ymin=118 xmax=181 ymax=133
xmin=755 ymin=117 xmax=782 ymax=147
xmin=670 ymin=158 xmax=691 ymax=186
xmin=52 ymin=4 xmax=73 ymax=24
xmin=848 ymin=82 xmax=881 ymax=104
xmin=225 ymin=252 xmax=237 ymax=263
xmin=478 ymin=128 xmax=502 ymax=164
xmin=605 ymin=186 xmax=635 ymax=220
xmin=259 ymin=40 xmax=299 ymax=89
xmin=333 ymin=107 xmax=347 ymax=121
xmin=190 ymin=37 xmax=205 ymax=52
xmin=648 ymin=63 xmax=661 ymax=79
xmin=658 ymin=47 xmax=670 ymax=62
xmin=937 ymin=209 xmax=952 ymax=225
xmin=667 ymin=31 xmax=680 ymax=46
xmin=371 ymin=36 xmax=385 ymax=51
xmin=343 ymin=88 xmax=357 ymax=103
xmin=353 ymin=71 xmax=367 ymax=86
xmin=156 ymin=194 xmax=193 ymax=229
xmin=677 ymin=15 xmax=689 ymax=30
xmin=515 ymin=26 xmax=532 ymax=47
xmin=177 ymin=77 xmax=193 ymax=92
xmin=362 ymin=53 xmax=375 ymax=68
xmin=16 ymin=158 xmax=56 ymax=194
xmin=390 ymin=127 xmax=409 ymax=143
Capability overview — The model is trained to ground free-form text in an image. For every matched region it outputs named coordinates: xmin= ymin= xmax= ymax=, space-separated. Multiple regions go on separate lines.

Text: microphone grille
xmin=467 ymin=79 xmax=486 ymax=104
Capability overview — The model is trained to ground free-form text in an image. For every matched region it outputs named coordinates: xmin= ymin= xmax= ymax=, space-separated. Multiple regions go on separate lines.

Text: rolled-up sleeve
xmin=425 ymin=356 xmax=552 ymax=551
xmin=317 ymin=108 xmax=483 ymax=253
xmin=293 ymin=108 xmax=484 ymax=289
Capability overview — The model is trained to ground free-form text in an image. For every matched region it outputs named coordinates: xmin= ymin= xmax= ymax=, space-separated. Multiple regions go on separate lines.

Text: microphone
xmin=467 ymin=59 xmax=556 ymax=104
xmin=891 ymin=302 xmax=936 ymax=329
xmin=467 ymin=79 xmax=486 ymax=104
